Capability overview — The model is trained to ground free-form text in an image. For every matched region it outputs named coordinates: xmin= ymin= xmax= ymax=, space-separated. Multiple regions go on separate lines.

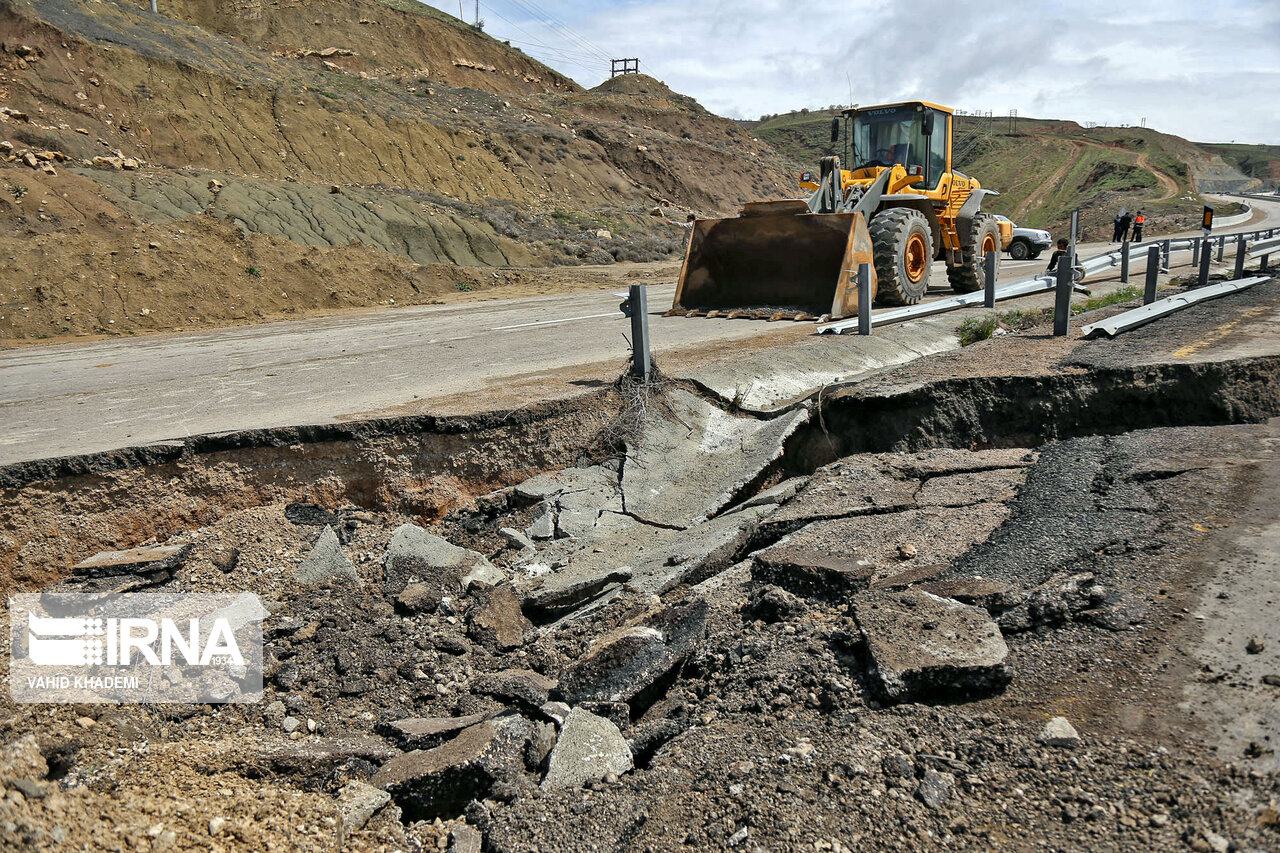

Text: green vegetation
xmin=245 ymin=266 xmax=262 ymax=277
xmin=1076 ymin=285 xmax=1141 ymax=314
xmin=8 ymin=184 xmax=27 ymax=200
xmin=957 ymin=315 xmax=999 ymax=346
xmin=957 ymin=285 xmax=1144 ymax=345
xmin=454 ymin=280 xmax=472 ymax=291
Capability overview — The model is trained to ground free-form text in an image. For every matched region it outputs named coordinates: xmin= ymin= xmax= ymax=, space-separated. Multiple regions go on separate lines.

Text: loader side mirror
xmin=830 ymin=117 xmax=840 ymax=143
xmin=922 ymin=110 xmax=935 ymax=136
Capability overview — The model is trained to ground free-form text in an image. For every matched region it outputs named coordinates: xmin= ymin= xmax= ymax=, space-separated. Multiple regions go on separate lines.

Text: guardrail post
xmin=1119 ymin=240 xmax=1130 ymax=283
xmin=1217 ymin=236 xmax=1225 ymax=262
xmin=1160 ymin=239 xmax=1171 ymax=273
xmin=1191 ymin=237 xmax=1200 ymax=265
xmin=1144 ymin=246 xmax=1160 ymax=304
xmin=1262 ymin=249 xmax=1270 ymax=273
xmin=983 ymin=250 xmax=997 ymax=308
xmin=628 ymin=284 xmax=650 ymax=382
xmin=857 ymin=262 xmax=872 ymax=336
xmin=1198 ymin=237 xmax=1212 ymax=287
xmin=1053 ymin=251 xmax=1073 ymax=336
xmin=1233 ymin=234 xmax=1246 ymax=280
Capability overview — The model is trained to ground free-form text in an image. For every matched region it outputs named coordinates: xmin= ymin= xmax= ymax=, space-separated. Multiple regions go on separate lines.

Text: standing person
xmin=1132 ymin=210 xmax=1146 ymax=242
xmin=1119 ymin=210 xmax=1133 ymax=241
xmin=1112 ymin=212 xmax=1124 ymax=242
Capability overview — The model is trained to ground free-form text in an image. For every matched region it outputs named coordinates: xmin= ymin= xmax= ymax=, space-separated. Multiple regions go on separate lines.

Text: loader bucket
xmin=671 ymin=209 xmax=877 ymax=320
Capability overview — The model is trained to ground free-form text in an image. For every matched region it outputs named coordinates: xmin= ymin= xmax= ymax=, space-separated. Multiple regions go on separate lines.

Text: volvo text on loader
xmin=669 ymin=101 xmax=1011 ymax=320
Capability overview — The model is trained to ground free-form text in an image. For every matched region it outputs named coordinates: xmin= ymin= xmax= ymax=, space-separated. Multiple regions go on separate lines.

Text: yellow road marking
xmin=1171 ymin=306 xmax=1270 ymax=358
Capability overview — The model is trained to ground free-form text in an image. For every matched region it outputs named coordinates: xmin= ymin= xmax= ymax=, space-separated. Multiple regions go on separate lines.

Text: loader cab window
xmin=851 ymin=105 xmax=926 ymax=172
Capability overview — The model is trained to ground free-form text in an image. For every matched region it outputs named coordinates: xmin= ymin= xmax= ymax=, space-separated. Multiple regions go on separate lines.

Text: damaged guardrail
xmin=1080 ymin=277 xmax=1268 ymax=338
xmin=818 ymin=225 xmax=1278 ymax=335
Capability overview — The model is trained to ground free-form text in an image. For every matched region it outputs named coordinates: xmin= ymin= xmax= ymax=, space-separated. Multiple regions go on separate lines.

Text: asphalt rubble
xmin=4 ymin=283 xmax=1280 ymax=852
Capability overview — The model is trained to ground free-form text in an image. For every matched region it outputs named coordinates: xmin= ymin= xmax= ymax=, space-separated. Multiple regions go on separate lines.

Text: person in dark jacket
xmin=1046 ymin=238 xmax=1070 ymax=273
xmin=1112 ymin=213 xmax=1124 ymax=242
xmin=1119 ymin=211 xmax=1133 ymax=241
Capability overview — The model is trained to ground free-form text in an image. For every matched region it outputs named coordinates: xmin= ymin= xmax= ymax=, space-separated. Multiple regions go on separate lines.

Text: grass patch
xmin=1073 ymin=285 xmax=1141 ymax=315
xmin=245 ymin=266 xmax=262 ymax=277
xmin=957 ymin=315 xmax=999 ymax=346
xmin=959 ymin=285 xmax=1144 ymax=344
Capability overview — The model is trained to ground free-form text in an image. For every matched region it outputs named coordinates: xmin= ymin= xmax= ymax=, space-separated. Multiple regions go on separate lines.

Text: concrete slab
xmin=623 ymin=389 xmax=809 ymax=529
xmin=525 ymin=504 xmax=775 ymax=601
xmin=513 ymin=465 xmax=624 ymax=540
xmin=688 ymin=317 xmax=959 ymax=411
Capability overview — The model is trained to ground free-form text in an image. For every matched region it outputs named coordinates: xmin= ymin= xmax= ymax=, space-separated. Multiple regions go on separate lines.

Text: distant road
xmin=2 ymin=196 xmax=1277 ymax=466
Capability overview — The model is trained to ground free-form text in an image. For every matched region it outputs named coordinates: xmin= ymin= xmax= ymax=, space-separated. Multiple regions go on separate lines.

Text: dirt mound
xmin=591 ymin=73 xmax=696 ymax=103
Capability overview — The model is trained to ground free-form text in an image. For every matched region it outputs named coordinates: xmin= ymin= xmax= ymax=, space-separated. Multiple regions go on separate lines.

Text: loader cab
xmin=840 ymin=102 xmax=950 ymax=192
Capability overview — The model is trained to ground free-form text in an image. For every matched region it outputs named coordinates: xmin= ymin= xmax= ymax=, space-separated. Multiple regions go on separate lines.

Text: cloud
xmin=420 ymin=0 xmax=1280 ymax=143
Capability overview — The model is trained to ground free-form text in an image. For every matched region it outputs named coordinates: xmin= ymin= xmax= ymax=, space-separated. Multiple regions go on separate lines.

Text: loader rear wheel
xmin=870 ymin=208 xmax=933 ymax=306
xmin=948 ymin=213 xmax=1003 ymax=293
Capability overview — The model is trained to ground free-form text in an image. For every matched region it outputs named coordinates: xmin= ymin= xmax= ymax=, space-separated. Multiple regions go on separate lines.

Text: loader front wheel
xmin=870 ymin=208 xmax=933 ymax=305
xmin=948 ymin=213 xmax=1003 ymax=293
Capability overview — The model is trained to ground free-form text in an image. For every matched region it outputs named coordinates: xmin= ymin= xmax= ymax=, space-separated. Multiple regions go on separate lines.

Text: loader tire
xmin=948 ymin=213 xmax=1003 ymax=293
xmin=870 ymin=208 xmax=933 ymax=306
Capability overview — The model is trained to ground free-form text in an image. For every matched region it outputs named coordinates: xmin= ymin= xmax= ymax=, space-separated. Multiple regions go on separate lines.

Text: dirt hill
xmin=0 ymin=0 xmax=793 ymax=342
xmin=750 ymin=109 xmax=1262 ymax=241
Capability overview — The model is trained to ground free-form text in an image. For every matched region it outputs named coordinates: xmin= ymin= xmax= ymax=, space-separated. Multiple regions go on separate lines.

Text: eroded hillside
xmin=0 ymin=0 xmax=792 ymax=341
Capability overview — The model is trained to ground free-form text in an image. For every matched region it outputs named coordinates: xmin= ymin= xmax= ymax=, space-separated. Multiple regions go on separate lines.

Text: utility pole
xmin=474 ymin=0 xmax=479 ymax=26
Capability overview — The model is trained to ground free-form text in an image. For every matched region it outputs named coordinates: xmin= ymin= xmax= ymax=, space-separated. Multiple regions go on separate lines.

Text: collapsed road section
xmin=3 ymin=279 xmax=1280 ymax=851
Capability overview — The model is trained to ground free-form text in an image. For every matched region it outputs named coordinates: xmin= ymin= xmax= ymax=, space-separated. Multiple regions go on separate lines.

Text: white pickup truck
xmin=992 ymin=214 xmax=1053 ymax=260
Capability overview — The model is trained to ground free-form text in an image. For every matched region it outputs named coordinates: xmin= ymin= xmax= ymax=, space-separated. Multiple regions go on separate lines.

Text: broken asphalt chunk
xmin=295 ymin=526 xmax=359 ymax=587
xmin=72 ymin=543 xmax=191 ymax=579
xmin=751 ymin=546 xmax=874 ymax=602
xmin=853 ymin=589 xmax=1011 ymax=704
xmin=541 ymin=707 xmax=633 ymax=789
xmin=371 ymin=713 xmax=538 ymax=821
xmin=474 ymin=669 xmax=558 ymax=710
xmin=383 ymin=523 xmax=495 ymax=602
xmin=557 ymin=598 xmax=708 ymax=713
xmin=376 ymin=713 xmax=492 ymax=751
xmin=467 ymin=583 xmax=533 ymax=651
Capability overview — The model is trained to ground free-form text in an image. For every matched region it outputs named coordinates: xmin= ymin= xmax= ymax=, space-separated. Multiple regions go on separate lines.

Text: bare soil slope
xmin=0 ymin=0 xmax=792 ymax=342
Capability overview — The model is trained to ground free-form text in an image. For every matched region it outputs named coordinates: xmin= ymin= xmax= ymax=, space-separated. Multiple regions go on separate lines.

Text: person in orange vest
xmin=1132 ymin=211 xmax=1146 ymax=241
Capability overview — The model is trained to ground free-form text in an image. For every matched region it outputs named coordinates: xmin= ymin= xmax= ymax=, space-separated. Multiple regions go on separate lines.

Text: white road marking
xmin=491 ymin=312 xmax=620 ymax=331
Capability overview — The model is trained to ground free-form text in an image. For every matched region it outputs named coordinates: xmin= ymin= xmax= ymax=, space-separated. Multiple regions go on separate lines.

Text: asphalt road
xmin=2 ymin=197 xmax=1277 ymax=466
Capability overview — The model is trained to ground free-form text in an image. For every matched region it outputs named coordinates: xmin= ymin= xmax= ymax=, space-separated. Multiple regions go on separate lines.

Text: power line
xmin=489 ymin=0 xmax=612 ymax=64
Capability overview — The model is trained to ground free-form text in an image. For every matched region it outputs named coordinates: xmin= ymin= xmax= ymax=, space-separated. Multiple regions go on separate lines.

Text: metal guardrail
xmin=1246 ymin=236 xmax=1280 ymax=260
xmin=1079 ymin=277 xmax=1267 ymax=338
xmin=817 ymin=225 xmax=1278 ymax=335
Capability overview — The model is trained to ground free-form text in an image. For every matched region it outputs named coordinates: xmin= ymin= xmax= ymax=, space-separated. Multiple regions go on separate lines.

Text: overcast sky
xmin=419 ymin=0 xmax=1280 ymax=144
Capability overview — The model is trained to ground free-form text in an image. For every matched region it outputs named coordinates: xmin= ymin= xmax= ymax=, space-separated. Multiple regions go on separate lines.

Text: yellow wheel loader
xmin=669 ymin=101 xmax=1012 ymax=320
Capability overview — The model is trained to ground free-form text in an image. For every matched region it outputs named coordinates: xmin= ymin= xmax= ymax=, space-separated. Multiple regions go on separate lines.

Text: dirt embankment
xmin=0 ymin=0 xmax=794 ymax=342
